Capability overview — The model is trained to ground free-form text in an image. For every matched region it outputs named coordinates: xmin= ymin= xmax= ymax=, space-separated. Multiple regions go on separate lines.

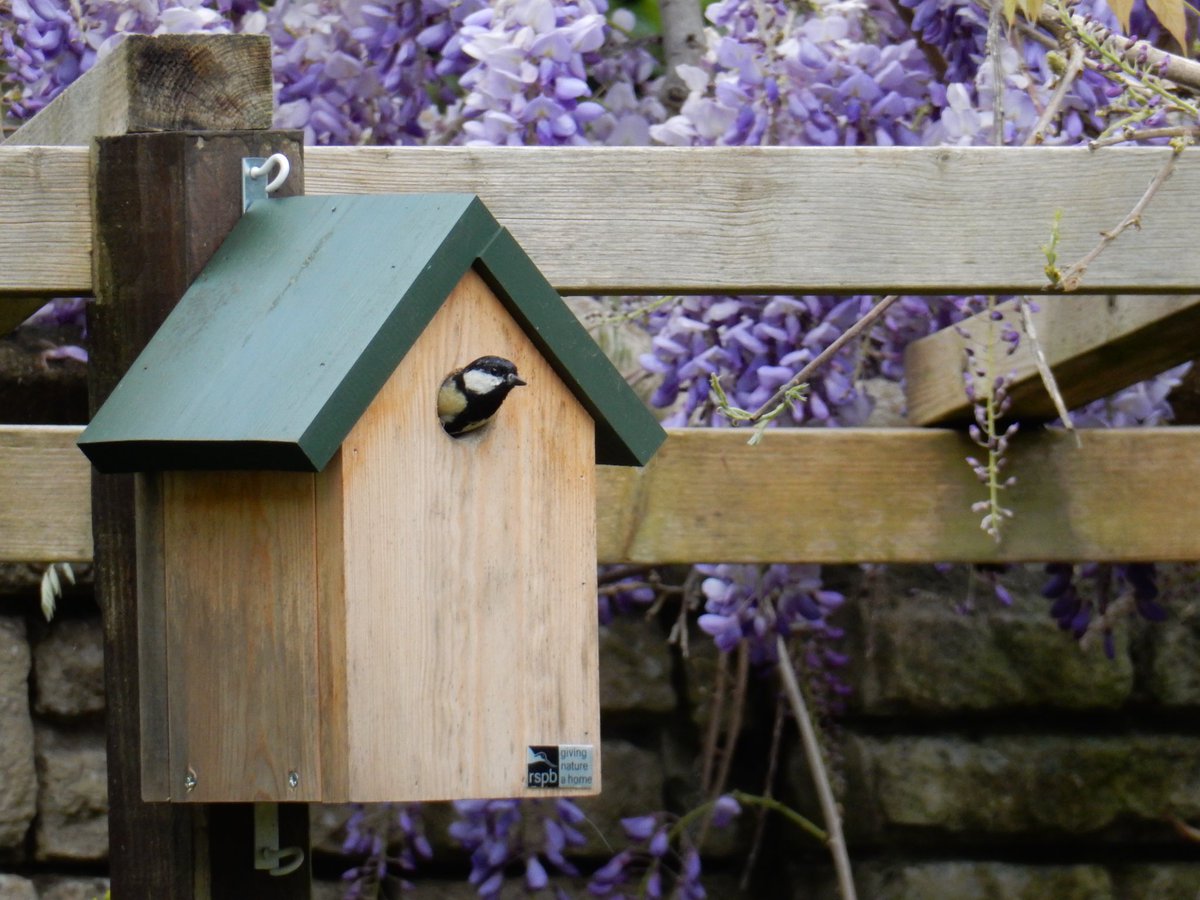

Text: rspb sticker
xmin=527 ymin=744 xmax=594 ymax=790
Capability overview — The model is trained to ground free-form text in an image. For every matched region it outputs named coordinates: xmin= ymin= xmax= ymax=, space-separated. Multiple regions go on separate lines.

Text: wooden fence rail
xmin=9 ymin=424 xmax=1200 ymax=565
xmin=5 ymin=144 xmax=1200 ymax=298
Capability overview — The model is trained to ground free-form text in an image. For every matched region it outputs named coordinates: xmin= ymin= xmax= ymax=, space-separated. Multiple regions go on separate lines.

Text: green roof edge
xmin=78 ymin=194 xmax=665 ymax=472
xmin=475 ymin=228 xmax=666 ymax=467
xmin=294 ymin=197 xmax=504 ymax=471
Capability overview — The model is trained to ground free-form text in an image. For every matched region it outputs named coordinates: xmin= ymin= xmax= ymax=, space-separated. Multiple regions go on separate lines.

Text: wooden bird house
xmin=78 ymin=194 xmax=665 ymax=803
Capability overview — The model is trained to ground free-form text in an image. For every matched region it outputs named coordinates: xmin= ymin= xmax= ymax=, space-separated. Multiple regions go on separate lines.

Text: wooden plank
xmin=3 ymin=34 xmax=273 ymax=147
xmin=306 ymin=145 xmax=1200 ymax=295
xmin=0 ymin=147 xmax=91 ymax=297
xmin=338 ymin=269 xmax=600 ymax=800
xmin=905 ymin=295 xmax=1200 ymax=425
xmin=31 ymin=425 xmax=1200 ymax=563
xmin=597 ymin=428 xmax=1200 ymax=563
xmin=9 ymin=145 xmax=1200 ymax=303
xmin=0 ymin=425 xmax=92 ymax=562
xmin=163 ymin=471 xmax=323 ymax=802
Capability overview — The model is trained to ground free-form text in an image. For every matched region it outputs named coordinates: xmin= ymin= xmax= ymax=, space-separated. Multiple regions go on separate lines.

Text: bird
xmin=438 ymin=355 xmax=527 ymax=437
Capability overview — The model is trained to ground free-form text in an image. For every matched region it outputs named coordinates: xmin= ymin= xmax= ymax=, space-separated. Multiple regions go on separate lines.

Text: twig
xmin=1016 ymin=297 xmax=1080 ymax=444
xmin=1025 ymin=44 xmax=1086 ymax=145
xmin=973 ymin=0 xmax=1200 ymax=92
xmin=1057 ymin=147 xmax=1182 ymax=291
xmin=742 ymin=294 xmax=901 ymax=424
xmin=707 ymin=646 xmax=749 ymax=801
xmin=1167 ymin=813 xmax=1200 ymax=844
xmin=988 ymin=0 xmax=1006 ymax=147
xmin=1088 ymin=125 xmax=1200 ymax=149
xmin=739 ymin=695 xmax=787 ymax=891
xmin=699 ymin=652 xmax=729 ymax=793
xmin=776 ymin=634 xmax=857 ymax=900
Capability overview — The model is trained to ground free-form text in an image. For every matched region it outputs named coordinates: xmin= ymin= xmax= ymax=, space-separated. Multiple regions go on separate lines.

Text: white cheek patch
xmin=463 ymin=369 xmax=505 ymax=394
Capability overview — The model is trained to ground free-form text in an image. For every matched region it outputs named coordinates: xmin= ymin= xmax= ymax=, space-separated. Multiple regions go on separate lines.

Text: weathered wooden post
xmin=6 ymin=33 xmax=309 ymax=896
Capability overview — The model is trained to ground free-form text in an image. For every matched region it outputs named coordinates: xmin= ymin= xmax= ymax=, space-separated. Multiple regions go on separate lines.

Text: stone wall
xmin=2 ymin=564 xmax=1199 ymax=898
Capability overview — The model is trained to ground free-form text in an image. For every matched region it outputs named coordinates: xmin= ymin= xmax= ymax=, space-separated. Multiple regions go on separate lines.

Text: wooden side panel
xmin=339 ymin=268 xmax=599 ymax=801
xmin=135 ymin=473 xmax=171 ymax=800
xmin=162 ymin=471 xmax=323 ymax=801
xmin=314 ymin=455 xmax=350 ymax=799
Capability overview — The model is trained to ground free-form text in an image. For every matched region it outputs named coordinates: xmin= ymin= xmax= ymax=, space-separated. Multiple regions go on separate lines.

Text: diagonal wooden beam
xmin=904 ymin=294 xmax=1200 ymax=426
xmin=17 ymin=425 xmax=1200 ymax=565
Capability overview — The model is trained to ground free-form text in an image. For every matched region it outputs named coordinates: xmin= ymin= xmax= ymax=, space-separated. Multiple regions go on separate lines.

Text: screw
xmin=184 ymin=767 xmax=197 ymax=793
xmin=288 ymin=770 xmax=299 ymax=789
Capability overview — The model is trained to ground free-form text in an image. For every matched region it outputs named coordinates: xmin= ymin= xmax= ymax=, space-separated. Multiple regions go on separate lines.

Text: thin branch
xmin=1058 ymin=147 xmax=1182 ymax=291
xmin=974 ymin=0 xmax=1200 ymax=92
xmin=1025 ymin=44 xmax=1086 ymax=145
xmin=739 ymin=695 xmax=787 ymax=892
xmin=776 ymin=634 xmax=857 ymax=900
xmin=988 ymin=0 xmax=1006 ymax=147
xmin=1016 ymin=297 xmax=1080 ymax=444
xmin=1088 ymin=125 xmax=1200 ymax=148
xmin=699 ymin=651 xmax=729 ymax=793
xmin=742 ymin=294 xmax=901 ymax=423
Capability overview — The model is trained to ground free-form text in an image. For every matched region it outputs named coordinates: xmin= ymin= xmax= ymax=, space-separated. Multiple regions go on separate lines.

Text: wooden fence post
xmin=7 ymin=34 xmax=311 ymax=897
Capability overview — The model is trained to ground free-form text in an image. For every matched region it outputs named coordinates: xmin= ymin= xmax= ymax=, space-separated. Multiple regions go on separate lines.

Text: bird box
xmin=78 ymin=194 xmax=665 ymax=803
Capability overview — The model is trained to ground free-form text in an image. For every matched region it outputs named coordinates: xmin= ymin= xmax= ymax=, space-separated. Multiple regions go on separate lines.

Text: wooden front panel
xmin=161 ymin=471 xmax=323 ymax=801
xmin=336 ymin=268 xmax=599 ymax=801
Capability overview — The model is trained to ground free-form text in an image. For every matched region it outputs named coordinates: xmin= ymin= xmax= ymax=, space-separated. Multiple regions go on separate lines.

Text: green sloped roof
xmin=78 ymin=194 xmax=665 ymax=472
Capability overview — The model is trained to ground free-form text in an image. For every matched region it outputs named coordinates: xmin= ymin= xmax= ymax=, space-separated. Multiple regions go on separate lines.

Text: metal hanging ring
xmin=247 ymin=153 xmax=291 ymax=194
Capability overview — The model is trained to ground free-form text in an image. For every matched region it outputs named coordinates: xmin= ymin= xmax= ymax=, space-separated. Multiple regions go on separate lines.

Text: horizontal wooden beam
xmin=11 ymin=425 xmax=1200 ymax=565
xmin=904 ymin=294 xmax=1200 ymax=425
xmin=0 ymin=426 xmax=94 ymax=563
xmin=305 ymin=146 xmax=1200 ymax=295
xmin=7 ymin=145 xmax=1200 ymax=300
xmin=3 ymin=34 xmax=273 ymax=148
xmin=0 ymin=147 xmax=92 ymax=296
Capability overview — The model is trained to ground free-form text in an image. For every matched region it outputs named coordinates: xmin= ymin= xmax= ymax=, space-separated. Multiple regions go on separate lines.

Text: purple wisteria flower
xmin=449 ymin=798 xmax=587 ymax=898
xmin=341 ymin=802 xmax=433 ymax=897
xmin=1043 ymin=562 xmax=1167 ymax=658
xmin=589 ymin=797 xmax=741 ymax=898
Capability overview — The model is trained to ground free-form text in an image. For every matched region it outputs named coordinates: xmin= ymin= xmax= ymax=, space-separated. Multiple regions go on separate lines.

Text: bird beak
xmin=510 ymin=375 xmax=527 ymax=387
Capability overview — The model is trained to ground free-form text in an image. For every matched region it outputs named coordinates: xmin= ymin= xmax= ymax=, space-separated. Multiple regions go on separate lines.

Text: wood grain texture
xmin=0 ymin=426 xmax=92 ymax=562
xmin=306 ymin=145 xmax=1200 ymax=295
xmin=162 ymin=471 xmax=323 ymax=802
xmin=337 ymin=269 xmax=600 ymax=801
xmin=314 ymin=452 xmax=349 ymax=800
xmin=89 ymin=130 xmax=307 ymax=897
xmin=0 ymin=147 xmax=91 ymax=297
xmin=22 ymin=424 xmax=1200 ymax=564
xmin=11 ymin=145 xmax=1200 ymax=302
xmin=4 ymin=34 xmax=273 ymax=147
xmin=905 ymin=295 xmax=1200 ymax=425
xmin=134 ymin=474 xmax=170 ymax=801
xmin=597 ymin=427 xmax=1200 ymax=563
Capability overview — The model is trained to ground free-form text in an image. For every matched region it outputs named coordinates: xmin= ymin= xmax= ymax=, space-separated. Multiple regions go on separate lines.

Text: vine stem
xmin=1058 ymin=147 xmax=1181 ymax=291
xmin=1025 ymin=44 xmax=1085 ymax=145
xmin=743 ymin=294 xmax=900 ymax=423
xmin=775 ymin=634 xmax=857 ymax=900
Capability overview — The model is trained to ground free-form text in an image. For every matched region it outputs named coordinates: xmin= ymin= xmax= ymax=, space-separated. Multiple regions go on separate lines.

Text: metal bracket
xmin=253 ymin=802 xmax=305 ymax=877
xmin=242 ymin=153 xmax=291 ymax=213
